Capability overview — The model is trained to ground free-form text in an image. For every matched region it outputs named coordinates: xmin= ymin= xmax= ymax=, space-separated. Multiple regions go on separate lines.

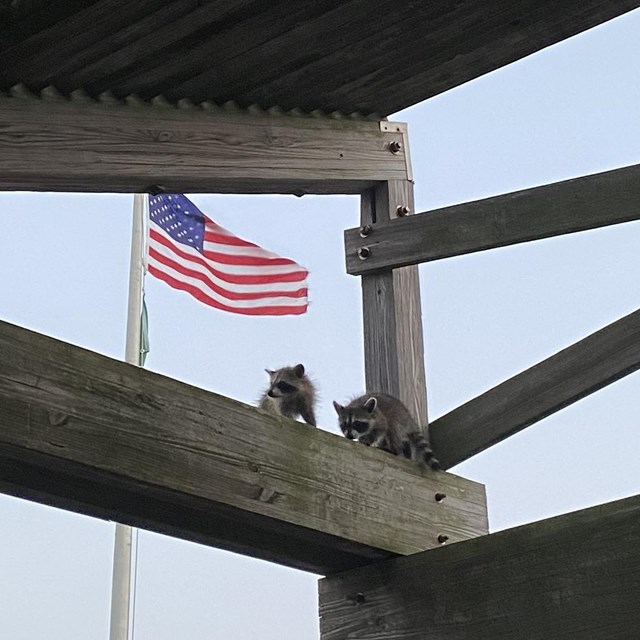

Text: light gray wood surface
xmin=360 ymin=181 xmax=428 ymax=426
xmin=0 ymin=319 xmax=487 ymax=574
xmin=0 ymin=95 xmax=408 ymax=194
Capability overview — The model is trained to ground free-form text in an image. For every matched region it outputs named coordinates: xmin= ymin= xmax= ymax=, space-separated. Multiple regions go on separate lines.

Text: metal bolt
xmin=437 ymin=534 xmax=449 ymax=544
xmin=388 ymin=140 xmax=403 ymax=154
xmin=435 ymin=493 xmax=447 ymax=503
xmin=358 ymin=247 xmax=371 ymax=260
xmin=359 ymin=224 xmax=372 ymax=238
xmin=396 ymin=205 xmax=411 ymax=217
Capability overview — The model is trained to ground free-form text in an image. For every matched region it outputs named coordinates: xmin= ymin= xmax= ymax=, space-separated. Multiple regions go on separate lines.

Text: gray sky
xmin=1 ymin=9 xmax=639 ymax=639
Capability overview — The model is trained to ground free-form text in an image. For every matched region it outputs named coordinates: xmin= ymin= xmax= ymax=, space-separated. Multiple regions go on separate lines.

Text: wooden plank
xmin=319 ymin=493 xmax=640 ymax=639
xmin=0 ymin=0 xmax=171 ymax=84
xmin=318 ymin=1 xmax=640 ymax=115
xmin=0 ymin=320 xmax=487 ymax=575
xmin=64 ymin=0 xmax=252 ymax=90
xmin=345 ymin=164 xmax=640 ymax=275
xmin=430 ymin=308 xmax=640 ymax=470
xmin=0 ymin=96 xmax=408 ymax=194
xmin=235 ymin=1 xmax=640 ymax=114
xmin=360 ymin=181 xmax=428 ymax=425
xmin=4 ymin=2 xmax=635 ymax=115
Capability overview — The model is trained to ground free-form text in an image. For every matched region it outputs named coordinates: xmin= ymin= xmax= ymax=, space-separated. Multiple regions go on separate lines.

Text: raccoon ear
xmin=293 ymin=363 xmax=305 ymax=377
xmin=265 ymin=368 xmax=275 ymax=376
xmin=364 ymin=397 xmax=377 ymax=413
xmin=332 ymin=400 xmax=343 ymax=414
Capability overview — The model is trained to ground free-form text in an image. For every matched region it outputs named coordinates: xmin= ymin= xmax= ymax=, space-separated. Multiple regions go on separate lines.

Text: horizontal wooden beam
xmin=345 ymin=164 xmax=640 ymax=274
xmin=430 ymin=308 xmax=640 ymax=470
xmin=0 ymin=320 xmax=487 ymax=574
xmin=0 ymin=94 xmax=408 ymax=194
xmin=319 ymin=493 xmax=640 ymax=639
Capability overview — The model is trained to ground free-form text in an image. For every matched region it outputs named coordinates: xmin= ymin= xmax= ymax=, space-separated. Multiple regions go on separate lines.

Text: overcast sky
xmin=1 ymin=9 xmax=639 ymax=639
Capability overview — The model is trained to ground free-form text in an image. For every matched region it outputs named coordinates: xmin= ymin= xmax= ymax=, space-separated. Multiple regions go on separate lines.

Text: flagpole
xmin=110 ymin=193 xmax=146 ymax=640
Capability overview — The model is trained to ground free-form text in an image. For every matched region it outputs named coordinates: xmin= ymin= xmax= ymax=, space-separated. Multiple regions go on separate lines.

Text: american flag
xmin=147 ymin=194 xmax=309 ymax=315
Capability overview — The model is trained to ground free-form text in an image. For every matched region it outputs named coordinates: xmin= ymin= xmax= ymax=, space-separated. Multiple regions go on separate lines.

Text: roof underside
xmin=1 ymin=0 xmax=638 ymax=117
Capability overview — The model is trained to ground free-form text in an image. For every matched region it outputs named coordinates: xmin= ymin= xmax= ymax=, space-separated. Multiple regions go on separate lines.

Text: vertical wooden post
xmin=360 ymin=180 xmax=428 ymax=426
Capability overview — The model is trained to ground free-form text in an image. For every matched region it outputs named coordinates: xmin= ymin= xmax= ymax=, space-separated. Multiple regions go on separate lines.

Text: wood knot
xmin=347 ymin=592 xmax=366 ymax=605
xmin=257 ymin=487 xmax=279 ymax=503
xmin=48 ymin=411 xmax=69 ymax=427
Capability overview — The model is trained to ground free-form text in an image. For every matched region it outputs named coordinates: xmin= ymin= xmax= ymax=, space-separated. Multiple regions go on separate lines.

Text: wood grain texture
xmin=430 ymin=308 xmax=640 ymax=470
xmin=0 ymin=97 xmax=407 ymax=194
xmin=360 ymin=182 xmax=428 ymax=426
xmin=319 ymin=493 xmax=640 ymax=639
xmin=2 ymin=1 xmax=637 ymax=115
xmin=345 ymin=164 xmax=640 ymax=274
xmin=0 ymin=320 xmax=487 ymax=574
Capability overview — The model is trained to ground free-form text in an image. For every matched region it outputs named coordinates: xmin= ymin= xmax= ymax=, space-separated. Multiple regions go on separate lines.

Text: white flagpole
xmin=110 ymin=193 xmax=146 ymax=640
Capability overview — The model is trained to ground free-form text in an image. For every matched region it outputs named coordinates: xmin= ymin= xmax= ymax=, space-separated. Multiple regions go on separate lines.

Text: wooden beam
xmin=430 ymin=308 xmax=640 ymax=470
xmin=0 ymin=94 xmax=408 ymax=194
xmin=319 ymin=493 xmax=640 ymax=639
xmin=0 ymin=320 xmax=487 ymax=574
xmin=345 ymin=164 xmax=640 ymax=275
xmin=360 ymin=180 xmax=429 ymax=425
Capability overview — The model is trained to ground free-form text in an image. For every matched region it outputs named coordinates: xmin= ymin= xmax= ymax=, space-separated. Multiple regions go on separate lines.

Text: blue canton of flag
xmin=148 ymin=194 xmax=206 ymax=253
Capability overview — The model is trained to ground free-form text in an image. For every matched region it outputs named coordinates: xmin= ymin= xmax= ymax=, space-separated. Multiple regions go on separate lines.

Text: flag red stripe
xmin=148 ymin=266 xmax=307 ymax=316
xmin=149 ymin=228 xmax=308 ymax=284
xmin=204 ymin=228 xmax=261 ymax=247
xmin=149 ymin=247 xmax=308 ymax=301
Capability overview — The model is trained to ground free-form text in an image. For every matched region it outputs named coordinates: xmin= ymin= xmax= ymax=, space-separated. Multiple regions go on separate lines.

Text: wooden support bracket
xmin=345 ymin=164 xmax=640 ymax=275
xmin=431 ymin=307 xmax=640 ymax=469
xmin=320 ymin=493 xmax=640 ymax=639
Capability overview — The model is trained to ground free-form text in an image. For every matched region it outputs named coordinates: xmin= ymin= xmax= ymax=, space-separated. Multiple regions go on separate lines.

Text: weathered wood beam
xmin=360 ymin=180 xmax=429 ymax=425
xmin=0 ymin=94 xmax=408 ymax=194
xmin=0 ymin=320 xmax=487 ymax=574
xmin=345 ymin=164 xmax=640 ymax=274
xmin=319 ymin=493 xmax=640 ymax=639
xmin=430 ymin=308 xmax=640 ymax=470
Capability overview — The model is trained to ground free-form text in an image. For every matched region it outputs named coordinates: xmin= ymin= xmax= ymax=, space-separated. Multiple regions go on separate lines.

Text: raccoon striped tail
xmin=407 ymin=432 xmax=441 ymax=471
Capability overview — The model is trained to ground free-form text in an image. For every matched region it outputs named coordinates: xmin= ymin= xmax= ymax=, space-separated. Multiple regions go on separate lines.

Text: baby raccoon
xmin=259 ymin=364 xmax=317 ymax=427
xmin=333 ymin=392 xmax=440 ymax=470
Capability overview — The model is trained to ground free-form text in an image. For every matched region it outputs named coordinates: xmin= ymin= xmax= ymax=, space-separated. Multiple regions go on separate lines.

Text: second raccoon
xmin=259 ymin=363 xmax=317 ymax=427
xmin=333 ymin=392 xmax=440 ymax=470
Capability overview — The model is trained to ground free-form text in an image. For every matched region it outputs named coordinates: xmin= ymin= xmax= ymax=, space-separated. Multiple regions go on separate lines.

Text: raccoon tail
xmin=407 ymin=432 xmax=441 ymax=471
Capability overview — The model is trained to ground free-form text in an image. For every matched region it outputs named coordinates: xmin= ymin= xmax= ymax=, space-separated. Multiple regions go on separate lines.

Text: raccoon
xmin=333 ymin=392 xmax=440 ymax=470
xmin=259 ymin=364 xmax=317 ymax=427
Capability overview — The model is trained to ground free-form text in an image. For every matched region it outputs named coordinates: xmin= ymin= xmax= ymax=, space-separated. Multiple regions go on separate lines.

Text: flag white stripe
xmin=151 ymin=258 xmax=308 ymax=309
xmin=203 ymin=239 xmax=296 ymax=260
xmin=149 ymin=221 xmax=306 ymax=277
xmin=149 ymin=240 xmax=308 ymax=295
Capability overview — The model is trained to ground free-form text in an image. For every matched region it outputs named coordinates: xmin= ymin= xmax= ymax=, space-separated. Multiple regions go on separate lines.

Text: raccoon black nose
xmin=267 ymin=390 xmax=276 ymax=397
xmin=346 ymin=432 xmax=356 ymax=440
